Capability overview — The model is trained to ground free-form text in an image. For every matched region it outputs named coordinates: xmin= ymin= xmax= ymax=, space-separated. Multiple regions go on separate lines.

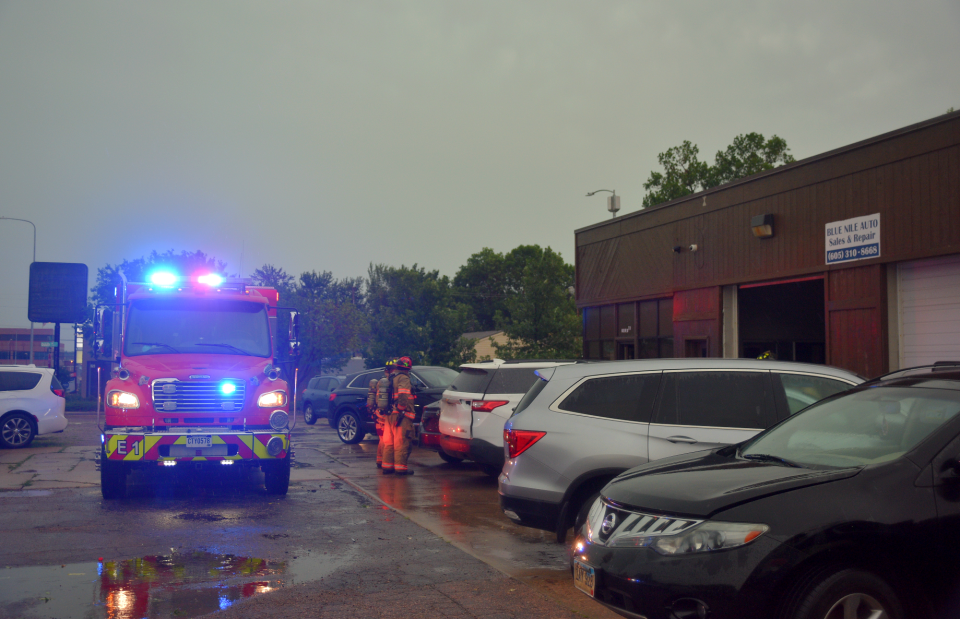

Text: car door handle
xmin=665 ymin=436 xmax=698 ymax=444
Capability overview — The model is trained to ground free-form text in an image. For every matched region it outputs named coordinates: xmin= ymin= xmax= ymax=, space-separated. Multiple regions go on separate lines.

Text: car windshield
xmin=413 ymin=367 xmax=459 ymax=389
xmin=124 ymin=298 xmax=271 ymax=357
xmin=741 ymin=386 xmax=960 ymax=469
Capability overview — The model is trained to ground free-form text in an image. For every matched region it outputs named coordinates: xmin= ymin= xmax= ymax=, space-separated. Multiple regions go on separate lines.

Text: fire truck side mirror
xmin=289 ymin=341 xmax=301 ymax=358
xmin=288 ymin=311 xmax=299 ymax=341
xmin=94 ymin=338 xmax=104 ymax=356
xmin=94 ymin=308 xmax=113 ymax=359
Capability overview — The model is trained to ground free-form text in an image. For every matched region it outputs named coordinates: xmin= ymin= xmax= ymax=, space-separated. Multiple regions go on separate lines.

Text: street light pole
xmin=586 ymin=189 xmax=621 ymax=218
xmin=0 ymin=217 xmax=37 ymax=365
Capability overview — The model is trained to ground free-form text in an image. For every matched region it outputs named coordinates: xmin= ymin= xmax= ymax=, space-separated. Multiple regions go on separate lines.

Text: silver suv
xmin=0 ymin=365 xmax=68 ymax=449
xmin=498 ymin=358 xmax=863 ymax=541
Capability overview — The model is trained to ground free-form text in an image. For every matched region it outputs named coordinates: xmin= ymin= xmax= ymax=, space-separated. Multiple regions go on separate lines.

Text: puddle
xmin=0 ymin=549 xmax=353 ymax=619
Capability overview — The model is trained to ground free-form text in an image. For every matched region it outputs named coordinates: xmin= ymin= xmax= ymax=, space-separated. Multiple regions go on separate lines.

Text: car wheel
xmin=0 ymin=413 xmax=35 ymax=449
xmin=337 ymin=410 xmax=365 ymax=444
xmin=303 ymin=403 xmax=317 ymax=425
xmin=264 ymin=453 xmax=291 ymax=495
xmin=100 ymin=447 xmax=127 ymax=500
xmin=784 ymin=568 xmax=903 ymax=619
xmin=574 ymin=491 xmax=601 ymax=533
xmin=438 ymin=451 xmax=464 ymax=464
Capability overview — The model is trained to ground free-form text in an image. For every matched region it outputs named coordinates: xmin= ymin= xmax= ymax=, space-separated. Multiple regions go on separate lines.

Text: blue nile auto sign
xmin=825 ymin=214 xmax=880 ymax=265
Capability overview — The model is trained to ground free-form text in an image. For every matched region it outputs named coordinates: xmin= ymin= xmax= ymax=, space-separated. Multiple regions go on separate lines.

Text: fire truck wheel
xmin=0 ymin=412 xmax=35 ymax=449
xmin=336 ymin=410 xmax=365 ymax=444
xmin=100 ymin=449 xmax=127 ymax=500
xmin=303 ymin=403 xmax=317 ymax=425
xmin=264 ymin=455 xmax=291 ymax=495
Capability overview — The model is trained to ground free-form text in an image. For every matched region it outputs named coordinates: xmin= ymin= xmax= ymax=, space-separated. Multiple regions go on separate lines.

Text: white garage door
xmin=899 ymin=254 xmax=960 ymax=367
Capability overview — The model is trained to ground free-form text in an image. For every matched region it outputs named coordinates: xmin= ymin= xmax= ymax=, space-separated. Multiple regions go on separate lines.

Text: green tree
xmin=642 ymin=133 xmax=796 ymax=208
xmin=288 ymin=271 xmax=367 ymax=374
xmin=365 ymin=264 xmax=474 ymax=368
xmin=452 ymin=248 xmax=508 ymax=331
xmin=492 ymin=246 xmax=581 ymax=359
xmin=250 ymin=264 xmax=295 ymax=293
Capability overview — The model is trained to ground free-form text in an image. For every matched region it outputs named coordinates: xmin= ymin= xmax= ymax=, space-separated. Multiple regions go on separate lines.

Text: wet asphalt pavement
xmin=0 ymin=411 xmax=618 ymax=619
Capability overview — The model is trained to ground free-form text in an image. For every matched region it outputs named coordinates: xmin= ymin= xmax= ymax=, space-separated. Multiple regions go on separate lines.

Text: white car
xmin=438 ymin=359 xmax=575 ymax=475
xmin=0 ymin=365 xmax=68 ymax=448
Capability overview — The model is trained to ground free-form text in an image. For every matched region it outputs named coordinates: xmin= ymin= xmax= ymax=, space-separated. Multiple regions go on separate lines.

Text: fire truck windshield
xmin=124 ymin=298 xmax=272 ymax=357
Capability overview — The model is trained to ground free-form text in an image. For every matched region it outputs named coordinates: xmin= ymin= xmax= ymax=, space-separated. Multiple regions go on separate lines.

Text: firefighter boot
xmin=393 ymin=414 xmax=415 ymax=476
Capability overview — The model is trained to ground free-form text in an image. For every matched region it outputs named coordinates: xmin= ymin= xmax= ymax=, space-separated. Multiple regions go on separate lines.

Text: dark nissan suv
xmin=573 ymin=362 xmax=960 ymax=619
xmin=329 ymin=365 xmax=458 ymax=444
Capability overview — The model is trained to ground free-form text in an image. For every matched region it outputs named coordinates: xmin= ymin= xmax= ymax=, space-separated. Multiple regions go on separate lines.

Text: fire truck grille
xmin=152 ymin=380 xmax=246 ymax=413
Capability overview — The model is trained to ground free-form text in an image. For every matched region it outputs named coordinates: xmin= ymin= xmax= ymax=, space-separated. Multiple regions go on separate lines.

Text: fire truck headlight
xmin=269 ymin=411 xmax=289 ymax=431
xmin=258 ymin=391 xmax=287 ymax=408
xmin=107 ymin=390 xmax=140 ymax=409
xmin=266 ymin=436 xmax=284 ymax=456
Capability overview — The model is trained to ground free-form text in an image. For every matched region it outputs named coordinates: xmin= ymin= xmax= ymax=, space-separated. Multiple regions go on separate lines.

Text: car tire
xmin=574 ymin=491 xmax=601 ymax=533
xmin=783 ymin=568 xmax=903 ymax=619
xmin=438 ymin=451 xmax=464 ymax=464
xmin=337 ymin=410 xmax=365 ymax=444
xmin=0 ymin=413 xmax=35 ymax=449
xmin=303 ymin=403 xmax=317 ymax=425
xmin=264 ymin=453 xmax=291 ymax=495
xmin=100 ymin=447 xmax=127 ymax=500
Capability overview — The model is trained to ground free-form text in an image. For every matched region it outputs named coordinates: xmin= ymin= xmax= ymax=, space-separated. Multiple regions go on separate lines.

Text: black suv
xmin=573 ymin=362 xmax=960 ymax=619
xmin=329 ymin=365 xmax=458 ymax=444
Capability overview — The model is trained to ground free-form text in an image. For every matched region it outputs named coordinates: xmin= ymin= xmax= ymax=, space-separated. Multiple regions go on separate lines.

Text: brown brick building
xmin=575 ymin=111 xmax=960 ymax=378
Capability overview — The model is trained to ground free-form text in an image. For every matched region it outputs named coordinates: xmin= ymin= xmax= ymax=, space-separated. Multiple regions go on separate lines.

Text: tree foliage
xmin=491 ymin=246 xmax=581 ymax=360
xmin=92 ymin=249 xmax=228 ymax=306
xmin=365 ymin=264 xmax=474 ymax=368
xmin=290 ymin=271 xmax=366 ymax=373
xmin=642 ymin=133 xmax=796 ymax=208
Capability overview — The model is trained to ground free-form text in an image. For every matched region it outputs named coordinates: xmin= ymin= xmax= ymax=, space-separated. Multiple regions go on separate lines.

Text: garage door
xmin=899 ymin=254 xmax=960 ymax=367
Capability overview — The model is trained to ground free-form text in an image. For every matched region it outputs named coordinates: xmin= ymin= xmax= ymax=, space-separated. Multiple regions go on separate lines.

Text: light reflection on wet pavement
xmin=0 ymin=550 xmax=352 ymax=619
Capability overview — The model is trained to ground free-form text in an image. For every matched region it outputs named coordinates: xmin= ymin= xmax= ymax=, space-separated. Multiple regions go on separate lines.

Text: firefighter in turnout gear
xmin=382 ymin=356 xmax=416 ymax=475
xmin=367 ymin=364 xmax=392 ymax=469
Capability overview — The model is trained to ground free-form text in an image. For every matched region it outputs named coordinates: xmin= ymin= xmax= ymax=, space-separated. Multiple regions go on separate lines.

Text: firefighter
xmin=373 ymin=361 xmax=395 ymax=470
xmin=382 ymin=356 xmax=416 ymax=476
xmin=367 ymin=366 xmax=390 ymax=469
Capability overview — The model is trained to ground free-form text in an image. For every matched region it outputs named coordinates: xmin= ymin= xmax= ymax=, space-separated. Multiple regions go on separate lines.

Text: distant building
xmin=0 ymin=328 xmax=54 ymax=367
xmin=462 ymin=330 xmax=509 ymax=362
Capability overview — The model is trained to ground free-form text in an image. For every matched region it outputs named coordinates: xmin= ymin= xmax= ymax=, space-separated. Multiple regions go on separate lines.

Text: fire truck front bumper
xmin=102 ymin=431 xmax=290 ymax=465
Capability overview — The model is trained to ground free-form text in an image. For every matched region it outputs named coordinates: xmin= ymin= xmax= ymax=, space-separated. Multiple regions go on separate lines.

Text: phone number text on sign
xmin=825 ymin=213 xmax=880 ymax=265
xmin=827 ymin=243 xmax=880 ymax=264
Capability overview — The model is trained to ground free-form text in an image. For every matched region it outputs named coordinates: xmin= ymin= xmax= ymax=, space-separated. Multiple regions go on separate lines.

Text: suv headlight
xmin=258 ymin=391 xmax=287 ymax=407
xmin=107 ymin=390 xmax=140 ymax=409
xmin=650 ymin=521 xmax=769 ymax=555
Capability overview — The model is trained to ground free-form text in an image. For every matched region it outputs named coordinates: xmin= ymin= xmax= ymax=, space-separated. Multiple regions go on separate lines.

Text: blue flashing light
xmin=220 ymin=382 xmax=237 ymax=395
xmin=101 ymin=434 xmax=105 ymax=444
xmin=198 ymin=274 xmax=224 ymax=286
xmin=150 ymin=272 xmax=178 ymax=286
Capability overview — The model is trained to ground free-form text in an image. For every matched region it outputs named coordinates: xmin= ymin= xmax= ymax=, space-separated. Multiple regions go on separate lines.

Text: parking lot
xmin=0 ymin=409 xmax=619 ymax=619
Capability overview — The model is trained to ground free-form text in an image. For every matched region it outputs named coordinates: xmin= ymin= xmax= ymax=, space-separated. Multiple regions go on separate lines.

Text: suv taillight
xmin=504 ymin=429 xmax=546 ymax=458
xmin=52 ymin=388 xmax=64 ymax=398
xmin=472 ymin=400 xmax=509 ymax=413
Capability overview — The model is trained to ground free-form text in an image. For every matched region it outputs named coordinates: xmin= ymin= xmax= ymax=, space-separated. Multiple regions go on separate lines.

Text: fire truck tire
xmin=264 ymin=455 xmax=291 ymax=495
xmin=336 ymin=410 xmax=365 ymax=444
xmin=303 ymin=403 xmax=317 ymax=425
xmin=100 ymin=450 xmax=127 ymax=500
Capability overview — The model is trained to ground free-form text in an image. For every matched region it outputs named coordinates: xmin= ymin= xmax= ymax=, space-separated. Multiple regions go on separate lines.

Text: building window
xmin=583 ymin=298 xmax=674 ymax=360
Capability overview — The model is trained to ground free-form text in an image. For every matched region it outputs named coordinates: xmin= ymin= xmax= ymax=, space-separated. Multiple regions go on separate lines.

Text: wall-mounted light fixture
xmin=751 ymin=214 xmax=774 ymax=239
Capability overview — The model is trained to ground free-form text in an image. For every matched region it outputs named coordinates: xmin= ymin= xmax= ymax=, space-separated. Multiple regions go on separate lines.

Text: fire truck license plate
xmin=186 ymin=436 xmax=212 ymax=448
xmin=573 ymin=558 xmax=596 ymax=598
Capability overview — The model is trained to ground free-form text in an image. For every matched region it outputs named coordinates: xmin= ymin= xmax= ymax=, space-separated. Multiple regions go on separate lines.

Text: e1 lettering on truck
xmin=93 ymin=270 xmax=301 ymax=499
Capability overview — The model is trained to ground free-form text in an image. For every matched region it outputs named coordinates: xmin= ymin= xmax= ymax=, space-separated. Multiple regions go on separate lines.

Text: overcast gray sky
xmin=1 ymin=0 xmax=958 ymax=332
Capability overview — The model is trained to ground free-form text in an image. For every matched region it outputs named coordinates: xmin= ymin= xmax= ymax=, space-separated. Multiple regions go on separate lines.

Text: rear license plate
xmin=186 ymin=435 xmax=212 ymax=448
xmin=573 ymin=558 xmax=596 ymax=598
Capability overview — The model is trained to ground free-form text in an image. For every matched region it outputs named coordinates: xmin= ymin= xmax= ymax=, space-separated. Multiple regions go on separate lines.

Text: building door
xmin=899 ymin=254 xmax=960 ymax=367
xmin=739 ymin=278 xmax=825 ymax=363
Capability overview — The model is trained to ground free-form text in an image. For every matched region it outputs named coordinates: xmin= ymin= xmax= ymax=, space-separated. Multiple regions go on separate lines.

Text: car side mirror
xmin=941 ymin=458 xmax=960 ymax=479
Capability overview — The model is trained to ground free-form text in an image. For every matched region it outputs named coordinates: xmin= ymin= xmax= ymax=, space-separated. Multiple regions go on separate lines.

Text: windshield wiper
xmin=194 ymin=343 xmax=252 ymax=356
xmin=129 ymin=341 xmax=180 ymax=354
xmin=741 ymin=453 xmax=804 ymax=468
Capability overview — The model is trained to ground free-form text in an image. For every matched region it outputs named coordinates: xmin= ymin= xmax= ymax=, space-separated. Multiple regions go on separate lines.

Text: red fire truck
xmin=94 ymin=270 xmax=299 ymax=499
